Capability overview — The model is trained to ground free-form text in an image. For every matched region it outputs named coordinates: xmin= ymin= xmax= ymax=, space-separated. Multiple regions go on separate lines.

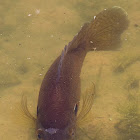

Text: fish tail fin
xmin=68 ymin=6 xmax=129 ymax=52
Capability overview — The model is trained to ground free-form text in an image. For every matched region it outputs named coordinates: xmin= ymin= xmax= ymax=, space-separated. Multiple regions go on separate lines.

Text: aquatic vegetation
xmin=114 ymin=51 xmax=140 ymax=139
xmin=17 ymin=64 xmax=29 ymax=74
xmin=77 ymin=126 xmax=102 ymax=140
xmin=127 ymin=79 xmax=139 ymax=90
xmin=123 ymin=76 xmax=140 ymax=101
xmin=115 ymin=99 xmax=140 ymax=140
xmin=124 ymin=77 xmax=139 ymax=91
xmin=0 ymin=74 xmax=21 ymax=90
xmin=113 ymin=53 xmax=140 ymax=73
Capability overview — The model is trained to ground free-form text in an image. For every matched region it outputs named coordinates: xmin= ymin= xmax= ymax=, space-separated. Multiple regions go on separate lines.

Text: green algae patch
xmin=113 ymin=50 xmax=140 ymax=74
xmin=115 ymin=98 xmax=140 ymax=140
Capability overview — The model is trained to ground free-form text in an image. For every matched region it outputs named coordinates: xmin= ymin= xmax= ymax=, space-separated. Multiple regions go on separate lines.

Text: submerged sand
xmin=0 ymin=0 xmax=140 ymax=140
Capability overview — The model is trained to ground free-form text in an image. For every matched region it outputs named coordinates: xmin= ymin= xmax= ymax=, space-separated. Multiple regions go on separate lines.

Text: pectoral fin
xmin=77 ymin=83 xmax=95 ymax=125
xmin=11 ymin=94 xmax=36 ymax=129
xmin=21 ymin=94 xmax=37 ymax=122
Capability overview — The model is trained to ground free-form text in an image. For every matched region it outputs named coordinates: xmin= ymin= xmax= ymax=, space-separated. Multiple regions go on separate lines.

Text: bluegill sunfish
xmin=22 ymin=6 xmax=129 ymax=140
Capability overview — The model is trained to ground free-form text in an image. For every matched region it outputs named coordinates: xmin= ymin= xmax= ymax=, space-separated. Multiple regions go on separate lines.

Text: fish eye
xmin=38 ymin=134 xmax=41 ymax=139
xmin=74 ymin=104 xmax=78 ymax=115
xmin=72 ymin=131 xmax=75 ymax=136
xmin=69 ymin=129 xmax=75 ymax=137
xmin=37 ymin=129 xmax=44 ymax=139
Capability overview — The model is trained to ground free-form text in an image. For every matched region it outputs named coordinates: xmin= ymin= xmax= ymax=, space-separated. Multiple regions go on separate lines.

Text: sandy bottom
xmin=0 ymin=0 xmax=140 ymax=140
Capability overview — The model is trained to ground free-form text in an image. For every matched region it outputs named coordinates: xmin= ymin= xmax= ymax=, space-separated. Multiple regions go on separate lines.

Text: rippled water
xmin=0 ymin=0 xmax=140 ymax=140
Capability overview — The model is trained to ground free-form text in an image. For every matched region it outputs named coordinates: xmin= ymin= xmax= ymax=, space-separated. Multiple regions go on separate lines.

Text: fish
xmin=21 ymin=6 xmax=129 ymax=140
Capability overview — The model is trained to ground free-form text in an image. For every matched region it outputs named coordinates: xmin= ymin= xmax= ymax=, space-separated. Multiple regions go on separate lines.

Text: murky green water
xmin=0 ymin=0 xmax=140 ymax=140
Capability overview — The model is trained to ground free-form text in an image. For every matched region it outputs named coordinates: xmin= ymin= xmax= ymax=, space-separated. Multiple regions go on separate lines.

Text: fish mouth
xmin=45 ymin=128 xmax=59 ymax=135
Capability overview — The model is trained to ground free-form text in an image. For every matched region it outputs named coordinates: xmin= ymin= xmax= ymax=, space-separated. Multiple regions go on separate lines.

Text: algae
xmin=113 ymin=52 xmax=140 ymax=73
xmin=115 ymin=88 xmax=140 ymax=140
xmin=124 ymin=77 xmax=139 ymax=91
xmin=17 ymin=64 xmax=29 ymax=75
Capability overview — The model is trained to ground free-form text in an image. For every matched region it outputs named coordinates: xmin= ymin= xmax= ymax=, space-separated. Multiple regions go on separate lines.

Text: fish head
xmin=36 ymin=121 xmax=76 ymax=140
xmin=36 ymin=84 xmax=79 ymax=140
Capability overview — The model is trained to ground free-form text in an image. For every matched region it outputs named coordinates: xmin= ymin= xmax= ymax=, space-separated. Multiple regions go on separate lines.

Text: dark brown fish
xmin=22 ymin=6 xmax=129 ymax=140
xmin=36 ymin=7 xmax=129 ymax=140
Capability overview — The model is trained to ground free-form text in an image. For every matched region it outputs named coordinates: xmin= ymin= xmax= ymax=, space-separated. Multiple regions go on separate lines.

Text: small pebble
xmin=35 ymin=9 xmax=40 ymax=14
xmin=28 ymin=14 xmax=32 ymax=16
xmin=109 ymin=118 xmax=112 ymax=121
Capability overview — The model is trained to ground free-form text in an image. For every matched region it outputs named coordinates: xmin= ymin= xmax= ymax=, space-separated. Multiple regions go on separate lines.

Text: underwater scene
xmin=0 ymin=0 xmax=140 ymax=140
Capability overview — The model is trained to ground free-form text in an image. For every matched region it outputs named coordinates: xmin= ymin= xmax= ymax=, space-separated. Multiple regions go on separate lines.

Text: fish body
xmin=37 ymin=42 xmax=87 ymax=139
xmin=36 ymin=7 xmax=129 ymax=140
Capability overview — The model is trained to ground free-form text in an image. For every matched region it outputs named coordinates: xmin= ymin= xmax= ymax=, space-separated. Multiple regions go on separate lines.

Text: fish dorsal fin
xmin=56 ymin=45 xmax=68 ymax=82
xmin=77 ymin=83 xmax=95 ymax=126
xmin=66 ymin=23 xmax=89 ymax=52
